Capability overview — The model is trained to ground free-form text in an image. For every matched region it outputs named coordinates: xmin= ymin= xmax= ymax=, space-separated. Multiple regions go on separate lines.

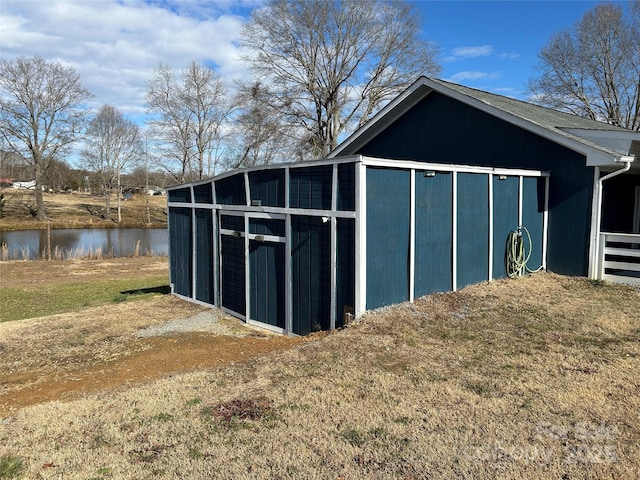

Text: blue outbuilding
xmin=166 ymin=77 xmax=640 ymax=335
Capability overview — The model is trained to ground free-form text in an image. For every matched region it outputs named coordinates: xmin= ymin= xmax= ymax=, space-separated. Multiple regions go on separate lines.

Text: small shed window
xmin=290 ymin=165 xmax=332 ymax=210
xmin=215 ymin=174 xmax=246 ymax=205
xmin=168 ymin=187 xmax=191 ymax=203
xmin=193 ymin=183 xmax=213 ymax=204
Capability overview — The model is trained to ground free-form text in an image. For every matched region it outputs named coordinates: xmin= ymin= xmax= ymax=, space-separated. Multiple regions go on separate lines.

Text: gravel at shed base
xmin=135 ymin=309 xmax=263 ymax=338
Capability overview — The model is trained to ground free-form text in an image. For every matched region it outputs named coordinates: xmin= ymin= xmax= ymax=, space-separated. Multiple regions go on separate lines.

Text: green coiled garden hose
xmin=505 ymin=225 xmax=543 ymax=278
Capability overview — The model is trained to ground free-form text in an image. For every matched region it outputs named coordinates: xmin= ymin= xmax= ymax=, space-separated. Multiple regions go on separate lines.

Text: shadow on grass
xmin=121 ymin=285 xmax=171 ymax=296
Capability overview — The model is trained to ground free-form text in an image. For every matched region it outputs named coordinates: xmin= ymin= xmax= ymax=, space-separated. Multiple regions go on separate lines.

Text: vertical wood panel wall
xmin=167 ymin=157 xmax=548 ymax=334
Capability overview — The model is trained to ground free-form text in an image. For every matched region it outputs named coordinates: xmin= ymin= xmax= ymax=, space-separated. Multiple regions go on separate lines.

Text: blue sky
xmin=417 ymin=0 xmax=608 ymax=98
xmin=0 ymin=0 xmax=622 ymax=120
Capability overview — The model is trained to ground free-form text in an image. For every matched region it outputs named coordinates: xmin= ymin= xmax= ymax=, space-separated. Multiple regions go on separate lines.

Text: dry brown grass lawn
xmin=0 ymin=267 xmax=639 ymax=479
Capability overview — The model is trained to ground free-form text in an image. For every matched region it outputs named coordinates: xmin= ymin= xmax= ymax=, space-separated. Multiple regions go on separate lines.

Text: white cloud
xmin=452 ymin=45 xmax=494 ymax=58
xmin=444 ymin=45 xmax=494 ymax=62
xmin=0 ymin=0 xmax=251 ymax=121
xmin=447 ymin=71 xmax=501 ymax=82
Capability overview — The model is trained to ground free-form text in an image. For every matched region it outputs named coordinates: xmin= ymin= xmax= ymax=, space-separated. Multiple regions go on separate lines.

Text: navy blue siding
xmin=291 ymin=216 xmax=331 ymax=335
xmin=249 ymin=169 xmax=285 ymax=207
xmin=522 ymin=177 xmax=546 ymax=271
xmin=414 ymin=171 xmax=453 ymax=296
xmin=249 ymin=241 xmax=285 ymax=329
xmin=457 ymin=173 xmax=489 ymax=288
xmin=492 ymin=176 xmax=519 ymax=279
xmin=168 ymin=187 xmax=191 ymax=203
xmin=366 ymin=168 xmax=410 ymax=309
xmin=290 ymin=166 xmax=332 ymax=210
xmin=358 ymin=92 xmax=592 ymax=276
xmin=221 ymin=234 xmax=245 ymax=315
xmin=215 ymin=173 xmax=246 ymax=205
xmin=220 ymin=214 xmax=244 ymax=232
xmin=249 ymin=218 xmax=285 ymax=237
xmin=194 ymin=209 xmax=214 ymax=304
xmin=169 ymin=207 xmax=192 ymax=297
xmin=337 ymin=162 xmax=356 ymax=211
xmin=193 ymin=183 xmax=213 ymax=204
xmin=336 ymin=218 xmax=355 ymax=327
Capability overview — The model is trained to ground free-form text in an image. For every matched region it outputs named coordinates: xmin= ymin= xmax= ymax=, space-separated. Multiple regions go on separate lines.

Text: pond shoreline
xmin=0 ymin=219 xmax=167 ymax=232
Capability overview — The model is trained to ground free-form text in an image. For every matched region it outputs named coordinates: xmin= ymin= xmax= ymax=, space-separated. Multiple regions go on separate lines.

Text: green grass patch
xmin=339 ymin=427 xmax=366 ymax=446
xmin=152 ymin=412 xmax=175 ymax=422
xmin=0 ymin=454 xmax=24 ymax=479
xmin=1 ymin=275 xmax=169 ymax=322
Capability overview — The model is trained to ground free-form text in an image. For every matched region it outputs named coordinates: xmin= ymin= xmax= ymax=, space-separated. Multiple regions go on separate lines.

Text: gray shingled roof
xmin=429 ymin=78 xmax=630 ymax=133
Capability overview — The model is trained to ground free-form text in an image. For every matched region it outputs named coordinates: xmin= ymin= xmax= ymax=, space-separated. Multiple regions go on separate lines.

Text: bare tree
xmin=0 ymin=56 xmax=93 ymax=219
xmin=82 ymin=105 xmax=143 ymax=223
xmin=241 ymin=0 xmax=441 ymax=158
xmin=146 ymin=62 xmax=231 ymax=183
xmin=528 ymin=2 xmax=640 ymax=131
xmin=225 ymin=81 xmax=298 ymax=169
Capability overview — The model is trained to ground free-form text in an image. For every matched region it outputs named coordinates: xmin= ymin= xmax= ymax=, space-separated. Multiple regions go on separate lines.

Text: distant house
xmin=166 ymin=77 xmax=640 ymax=335
xmin=0 ymin=177 xmax=15 ymax=188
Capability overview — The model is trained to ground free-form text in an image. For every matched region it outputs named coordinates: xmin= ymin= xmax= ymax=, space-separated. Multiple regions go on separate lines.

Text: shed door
xmin=248 ymin=216 xmax=286 ymax=330
xmin=220 ymin=213 xmax=246 ymax=316
xmin=291 ymin=215 xmax=331 ymax=335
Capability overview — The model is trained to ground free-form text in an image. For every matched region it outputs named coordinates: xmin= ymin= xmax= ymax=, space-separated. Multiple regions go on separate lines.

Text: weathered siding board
xmin=194 ymin=209 xmax=214 ymax=304
xmin=492 ymin=176 xmax=519 ymax=279
xmin=249 ymin=240 xmax=285 ymax=329
xmin=291 ymin=215 xmax=331 ymax=335
xmin=249 ymin=169 xmax=285 ymax=207
xmin=456 ymin=173 xmax=489 ymax=288
xmin=357 ymin=92 xmax=592 ymax=276
xmin=522 ymin=177 xmax=546 ymax=270
xmin=366 ymin=167 xmax=410 ymax=309
xmin=414 ymin=171 xmax=453 ymax=296
xmin=169 ymin=207 xmax=192 ymax=297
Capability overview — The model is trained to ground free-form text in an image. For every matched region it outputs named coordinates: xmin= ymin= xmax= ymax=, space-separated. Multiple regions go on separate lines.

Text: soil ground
xmin=0 ymin=258 xmax=305 ymax=417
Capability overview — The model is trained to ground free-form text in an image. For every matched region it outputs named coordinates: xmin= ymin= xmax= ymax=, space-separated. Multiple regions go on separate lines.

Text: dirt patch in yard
xmin=0 ymin=330 xmax=303 ymax=417
xmin=0 ymin=258 xmax=305 ymax=417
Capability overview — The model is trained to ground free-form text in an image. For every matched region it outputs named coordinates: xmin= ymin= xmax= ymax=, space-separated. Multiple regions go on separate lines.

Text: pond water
xmin=0 ymin=228 xmax=168 ymax=260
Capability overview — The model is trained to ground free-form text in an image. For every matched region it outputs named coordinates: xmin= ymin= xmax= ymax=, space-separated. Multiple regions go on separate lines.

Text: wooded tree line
xmin=1 ymin=0 xmax=638 ymax=222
